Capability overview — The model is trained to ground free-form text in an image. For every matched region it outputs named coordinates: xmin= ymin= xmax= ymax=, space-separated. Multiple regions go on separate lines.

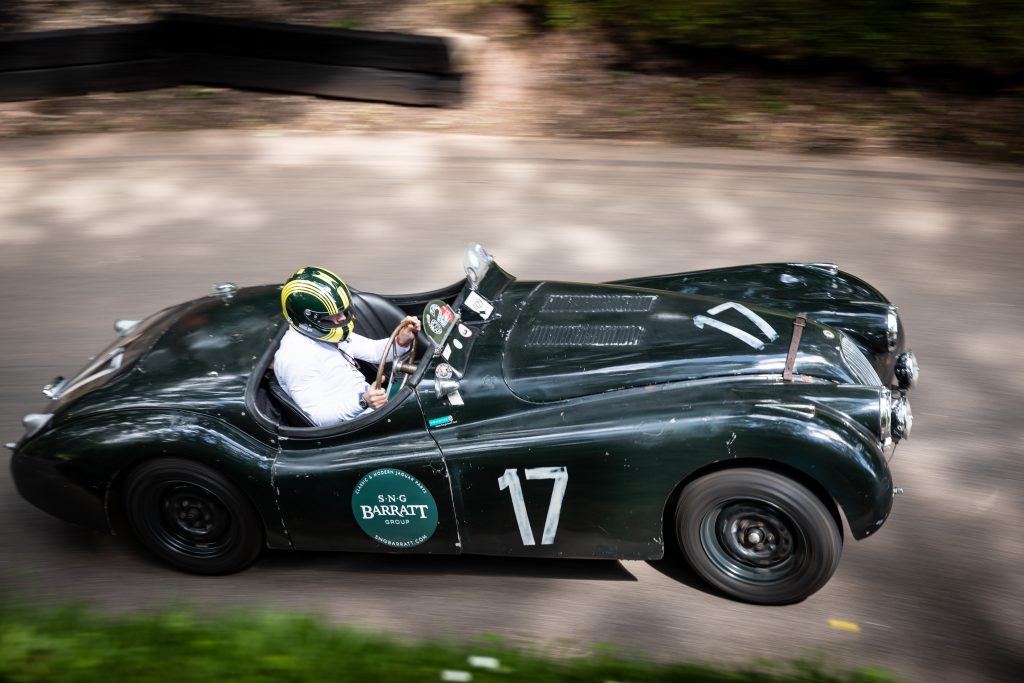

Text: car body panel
xmin=417 ymin=307 xmax=892 ymax=554
xmin=273 ymin=389 xmax=461 ymax=553
xmin=52 ymin=286 xmax=284 ymax=439
xmin=611 ymin=263 xmax=904 ymax=381
xmin=501 ymin=280 xmax=871 ymax=403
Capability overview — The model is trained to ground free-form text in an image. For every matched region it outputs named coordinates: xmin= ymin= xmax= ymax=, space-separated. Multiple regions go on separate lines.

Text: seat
xmin=267 ymin=371 xmax=316 ymax=428
xmin=350 ymin=291 xmax=409 ymax=339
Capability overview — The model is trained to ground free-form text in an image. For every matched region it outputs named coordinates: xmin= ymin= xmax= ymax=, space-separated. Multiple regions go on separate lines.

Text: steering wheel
xmin=373 ymin=320 xmax=418 ymax=397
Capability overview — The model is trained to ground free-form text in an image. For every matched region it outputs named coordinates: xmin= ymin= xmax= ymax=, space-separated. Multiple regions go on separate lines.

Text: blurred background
xmin=1 ymin=3 xmax=1022 ymax=683
xmin=1 ymin=0 xmax=1022 ymax=163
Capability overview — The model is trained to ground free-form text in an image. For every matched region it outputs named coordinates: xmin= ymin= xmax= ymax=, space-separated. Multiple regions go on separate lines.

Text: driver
xmin=274 ymin=266 xmax=420 ymax=427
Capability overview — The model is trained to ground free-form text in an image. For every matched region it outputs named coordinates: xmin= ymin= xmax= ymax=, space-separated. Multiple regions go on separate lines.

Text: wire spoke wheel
xmin=677 ymin=469 xmax=842 ymax=604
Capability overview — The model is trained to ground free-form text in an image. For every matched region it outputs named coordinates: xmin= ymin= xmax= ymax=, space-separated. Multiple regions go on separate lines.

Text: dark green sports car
xmin=9 ymin=244 xmax=917 ymax=604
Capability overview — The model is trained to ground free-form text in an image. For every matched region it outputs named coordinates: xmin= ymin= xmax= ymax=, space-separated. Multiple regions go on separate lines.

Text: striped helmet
xmin=281 ymin=266 xmax=355 ymax=343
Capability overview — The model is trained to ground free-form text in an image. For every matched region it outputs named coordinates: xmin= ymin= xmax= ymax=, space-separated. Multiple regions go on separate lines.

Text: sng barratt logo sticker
xmin=351 ymin=468 xmax=439 ymax=548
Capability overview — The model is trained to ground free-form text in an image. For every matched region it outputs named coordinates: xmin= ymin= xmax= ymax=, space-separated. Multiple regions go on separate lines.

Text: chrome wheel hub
xmin=700 ymin=499 xmax=800 ymax=581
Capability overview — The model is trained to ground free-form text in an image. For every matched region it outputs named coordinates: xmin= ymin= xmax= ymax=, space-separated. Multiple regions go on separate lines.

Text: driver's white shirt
xmin=273 ymin=327 xmax=407 ymax=428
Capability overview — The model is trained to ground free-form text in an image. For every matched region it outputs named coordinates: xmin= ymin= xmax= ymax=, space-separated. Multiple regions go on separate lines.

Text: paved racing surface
xmin=1 ymin=133 xmax=1022 ymax=682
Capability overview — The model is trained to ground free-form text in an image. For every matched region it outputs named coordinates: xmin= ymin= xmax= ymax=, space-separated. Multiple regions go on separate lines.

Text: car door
xmin=273 ymin=387 xmax=461 ymax=553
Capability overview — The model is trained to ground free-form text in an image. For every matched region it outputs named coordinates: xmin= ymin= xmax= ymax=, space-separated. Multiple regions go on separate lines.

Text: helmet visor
xmin=308 ymin=306 xmax=355 ymax=342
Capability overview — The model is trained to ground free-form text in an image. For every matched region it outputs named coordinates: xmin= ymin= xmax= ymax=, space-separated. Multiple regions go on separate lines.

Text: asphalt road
xmin=1 ymin=132 xmax=1022 ymax=683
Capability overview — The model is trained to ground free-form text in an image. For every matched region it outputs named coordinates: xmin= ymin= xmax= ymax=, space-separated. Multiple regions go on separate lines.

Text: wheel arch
xmin=655 ymin=407 xmax=893 ymax=543
xmin=661 ymin=457 xmax=845 ymax=554
xmin=118 ymin=455 xmax=268 ymax=574
xmin=105 ymin=450 xmax=284 ymax=550
xmin=97 ymin=413 xmax=291 ymax=550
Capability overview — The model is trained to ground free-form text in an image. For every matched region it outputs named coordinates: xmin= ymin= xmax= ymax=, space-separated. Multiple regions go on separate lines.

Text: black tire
xmin=124 ymin=458 xmax=264 ymax=575
xmin=676 ymin=468 xmax=841 ymax=605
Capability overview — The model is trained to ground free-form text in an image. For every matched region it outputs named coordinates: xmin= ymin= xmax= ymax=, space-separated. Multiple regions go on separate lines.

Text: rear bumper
xmin=10 ymin=447 xmax=111 ymax=534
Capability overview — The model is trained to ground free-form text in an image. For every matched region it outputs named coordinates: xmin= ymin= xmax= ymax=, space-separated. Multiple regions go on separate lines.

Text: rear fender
xmin=10 ymin=410 xmax=289 ymax=548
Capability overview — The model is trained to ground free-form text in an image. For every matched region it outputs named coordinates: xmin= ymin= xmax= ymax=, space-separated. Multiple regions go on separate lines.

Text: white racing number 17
xmin=497 ymin=466 xmax=568 ymax=546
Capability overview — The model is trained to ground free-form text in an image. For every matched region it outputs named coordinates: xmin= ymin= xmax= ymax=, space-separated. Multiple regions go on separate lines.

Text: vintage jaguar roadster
xmin=9 ymin=244 xmax=917 ymax=604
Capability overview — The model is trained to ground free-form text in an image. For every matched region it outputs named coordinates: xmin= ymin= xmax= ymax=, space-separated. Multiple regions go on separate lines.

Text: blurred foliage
xmin=326 ymin=19 xmax=362 ymax=29
xmin=0 ymin=605 xmax=904 ymax=683
xmin=501 ymin=0 xmax=1024 ymax=73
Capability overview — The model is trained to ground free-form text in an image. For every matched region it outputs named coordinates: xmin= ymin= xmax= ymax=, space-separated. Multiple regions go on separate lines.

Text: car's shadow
xmin=11 ymin=502 xmax=717 ymax=594
xmin=257 ymin=549 xmax=639 ymax=582
xmin=644 ymin=553 xmax=721 ymax=599
xmin=259 ymin=545 xmax=720 ymax=598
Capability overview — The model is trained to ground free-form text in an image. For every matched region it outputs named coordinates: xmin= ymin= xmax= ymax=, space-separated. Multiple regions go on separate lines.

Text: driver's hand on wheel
xmin=397 ymin=316 xmax=421 ymax=346
xmin=361 ymin=387 xmax=388 ymax=410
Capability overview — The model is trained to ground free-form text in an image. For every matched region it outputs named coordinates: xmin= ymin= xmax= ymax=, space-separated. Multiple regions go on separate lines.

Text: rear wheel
xmin=676 ymin=468 xmax=841 ymax=604
xmin=125 ymin=458 xmax=263 ymax=575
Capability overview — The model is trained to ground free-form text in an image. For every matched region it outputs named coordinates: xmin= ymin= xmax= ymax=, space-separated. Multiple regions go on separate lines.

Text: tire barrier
xmin=0 ymin=14 xmax=462 ymax=106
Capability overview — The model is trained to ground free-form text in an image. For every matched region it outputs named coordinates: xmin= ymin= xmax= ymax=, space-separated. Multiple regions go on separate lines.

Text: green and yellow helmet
xmin=281 ymin=266 xmax=355 ymax=343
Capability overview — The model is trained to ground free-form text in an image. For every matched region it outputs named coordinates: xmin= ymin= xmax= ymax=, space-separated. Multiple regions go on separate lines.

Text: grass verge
xmin=0 ymin=605 xmax=900 ymax=683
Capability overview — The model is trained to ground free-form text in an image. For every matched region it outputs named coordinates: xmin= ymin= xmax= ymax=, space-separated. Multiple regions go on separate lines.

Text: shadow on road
xmin=257 ymin=549 xmax=638 ymax=582
xmin=645 ymin=557 xmax=720 ymax=599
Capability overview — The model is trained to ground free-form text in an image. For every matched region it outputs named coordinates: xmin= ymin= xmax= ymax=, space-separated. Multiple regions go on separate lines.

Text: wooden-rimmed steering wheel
xmin=373 ymin=320 xmax=418 ymax=395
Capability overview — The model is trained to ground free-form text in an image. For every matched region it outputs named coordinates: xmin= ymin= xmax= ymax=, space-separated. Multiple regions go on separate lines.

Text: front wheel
xmin=676 ymin=468 xmax=842 ymax=605
xmin=124 ymin=458 xmax=264 ymax=575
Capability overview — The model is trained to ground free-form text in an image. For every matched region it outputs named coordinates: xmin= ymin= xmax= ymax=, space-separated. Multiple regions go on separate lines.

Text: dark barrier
xmin=0 ymin=60 xmax=177 ymax=101
xmin=162 ymin=14 xmax=453 ymax=75
xmin=0 ymin=24 xmax=161 ymax=71
xmin=0 ymin=15 xmax=461 ymax=106
xmin=178 ymin=55 xmax=460 ymax=107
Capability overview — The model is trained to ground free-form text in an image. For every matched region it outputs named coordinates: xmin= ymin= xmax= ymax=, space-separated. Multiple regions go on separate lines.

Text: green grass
xmin=760 ymin=96 xmax=789 ymax=114
xmin=0 ymin=605 xmax=902 ymax=683
xmin=326 ymin=19 xmax=362 ymax=30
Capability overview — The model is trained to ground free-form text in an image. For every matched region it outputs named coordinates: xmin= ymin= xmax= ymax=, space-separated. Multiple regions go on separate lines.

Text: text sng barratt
xmin=360 ymin=493 xmax=430 ymax=522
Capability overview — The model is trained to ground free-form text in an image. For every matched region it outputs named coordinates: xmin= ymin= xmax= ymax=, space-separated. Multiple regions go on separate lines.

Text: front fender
xmin=687 ymin=402 xmax=894 ymax=540
xmin=10 ymin=410 xmax=289 ymax=548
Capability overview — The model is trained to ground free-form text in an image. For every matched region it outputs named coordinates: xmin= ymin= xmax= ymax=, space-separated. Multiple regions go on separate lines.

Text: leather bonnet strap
xmin=783 ymin=313 xmax=807 ymax=382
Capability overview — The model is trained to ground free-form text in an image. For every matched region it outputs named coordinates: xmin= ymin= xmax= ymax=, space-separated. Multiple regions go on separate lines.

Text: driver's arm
xmin=340 ymin=333 xmax=396 ymax=364
xmin=341 ymin=317 xmax=420 ymax=363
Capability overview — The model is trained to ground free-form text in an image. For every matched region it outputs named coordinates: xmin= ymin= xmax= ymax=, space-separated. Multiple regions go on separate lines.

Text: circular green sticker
xmin=351 ymin=468 xmax=439 ymax=548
